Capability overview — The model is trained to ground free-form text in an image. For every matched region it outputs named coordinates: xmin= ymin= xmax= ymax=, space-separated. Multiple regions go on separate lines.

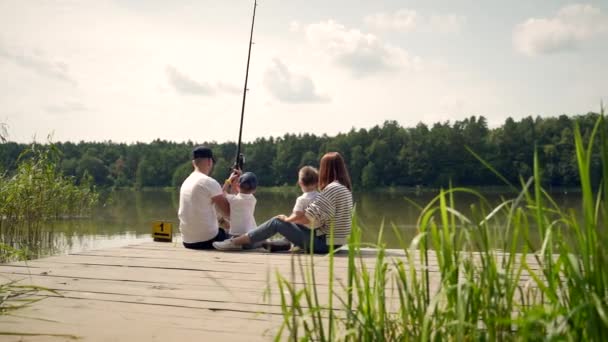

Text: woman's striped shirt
xmin=304 ymin=181 xmax=353 ymax=245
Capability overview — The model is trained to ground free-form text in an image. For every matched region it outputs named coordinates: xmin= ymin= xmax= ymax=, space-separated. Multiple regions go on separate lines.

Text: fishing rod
xmin=233 ymin=0 xmax=257 ymax=172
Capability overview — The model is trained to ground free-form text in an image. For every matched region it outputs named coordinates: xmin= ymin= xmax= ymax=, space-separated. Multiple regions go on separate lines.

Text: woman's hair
xmin=299 ymin=166 xmax=319 ymax=187
xmin=318 ymin=152 xmax=352 ymax=191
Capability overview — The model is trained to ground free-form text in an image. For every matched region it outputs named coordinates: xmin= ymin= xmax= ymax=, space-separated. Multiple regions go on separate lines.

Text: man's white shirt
xmin=178 ymin=171 xmax=223 ymax=243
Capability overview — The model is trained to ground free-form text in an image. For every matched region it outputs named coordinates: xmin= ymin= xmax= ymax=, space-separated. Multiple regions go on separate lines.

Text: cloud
xmin=165 ymin=66 xmax=214 ymax=96
xmin=513 ymin=4 xmax=608 ymax=56
xmin=217 ymin=82 xmax=241 ymax=95
xmin=428 ymin=14 xmax=466 ymax=34
xmin=0 ymin=43 xmax=76 ymax=84
xmin=45 ymin=101 xmax=88 ymax=115
xmin=305 ymin=20 xmax=420 ymax=76
xmin=365 ymin=9 xmax=418 ymax=32
xmin=263 ymin=58 xmax=330 ymax=104
xmin=364 ymin=9 xmax=465 ymax=34
xmin=289 ymin=20 xmax=301 ymax=32
xmin=165 ymin=66 xmax=240 ymax=96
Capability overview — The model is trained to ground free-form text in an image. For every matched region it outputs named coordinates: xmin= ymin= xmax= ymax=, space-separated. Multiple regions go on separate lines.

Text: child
xmin=222 ymin=171 xmax=258 ymax=238
xmin=264 ymin=166 xmax=319 ymax=252
xmin=290 ymin=166 xmax=320 ymax=222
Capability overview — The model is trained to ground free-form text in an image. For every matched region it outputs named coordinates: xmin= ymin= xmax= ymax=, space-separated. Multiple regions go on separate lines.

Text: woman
xmin=213 ymin=152 xmax=353 ymax=253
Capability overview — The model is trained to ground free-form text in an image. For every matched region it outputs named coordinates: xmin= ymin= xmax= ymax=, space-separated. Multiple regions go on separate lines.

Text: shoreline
xmin=112 ymin=185 xmax=584 ymax=195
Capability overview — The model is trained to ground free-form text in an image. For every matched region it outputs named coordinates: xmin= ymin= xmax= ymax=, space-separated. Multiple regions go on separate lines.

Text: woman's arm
xmin=304 ymin=188 xmax=335 ymax=227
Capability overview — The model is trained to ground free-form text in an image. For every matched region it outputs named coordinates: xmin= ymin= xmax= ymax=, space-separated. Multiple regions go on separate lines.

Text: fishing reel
xmin=231 ymin=153 xmax=245 ymax=173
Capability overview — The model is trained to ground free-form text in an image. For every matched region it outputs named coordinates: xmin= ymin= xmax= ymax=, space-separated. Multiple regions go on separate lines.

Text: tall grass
xmin=0 ymin=143 xmax=99 ymax=262
xmin=274 ymin=111 xmax=608 ymax=340
xmin=0 ymin=243 xmax=58 ymax=315
xmin=0 ymin=141 xmax=97 ymax=320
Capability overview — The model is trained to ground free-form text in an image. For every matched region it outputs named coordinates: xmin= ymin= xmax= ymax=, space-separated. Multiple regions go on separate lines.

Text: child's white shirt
xmin=293 ymin=191 xmax=319 ymax=227
xmin=226 ymin=193 xmax=257 ymax=236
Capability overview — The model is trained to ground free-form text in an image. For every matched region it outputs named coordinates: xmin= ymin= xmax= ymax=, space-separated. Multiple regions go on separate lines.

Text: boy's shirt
xmin=226 ymin=193 xmax=257 ymax=236
xmin=293 ymin=191 xmax=319 ymax=227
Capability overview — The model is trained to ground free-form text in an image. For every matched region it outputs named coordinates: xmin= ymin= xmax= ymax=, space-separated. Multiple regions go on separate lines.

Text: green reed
xmin=0 ymin=143 xmax=99 ymax=262
xmin=0 ymin=242 xmax=58 ymax=316
xmin=274 ymin=109 xmax=608 ymax=341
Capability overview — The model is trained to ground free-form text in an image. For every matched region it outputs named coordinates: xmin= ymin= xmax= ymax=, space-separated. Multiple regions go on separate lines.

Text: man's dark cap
xmin=239 ymin=172 xmax=258 ymax=190
xmin=192 ymin=146 xmax=215 ymax=162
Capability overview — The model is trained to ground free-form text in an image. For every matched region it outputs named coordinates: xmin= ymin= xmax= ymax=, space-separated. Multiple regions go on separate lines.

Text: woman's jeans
xmin=247 ymin=217 xmax=339 ymax=254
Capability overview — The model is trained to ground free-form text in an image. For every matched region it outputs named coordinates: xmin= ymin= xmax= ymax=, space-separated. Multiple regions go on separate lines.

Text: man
xmin=178 ymin=146 xmax=232 ymax=249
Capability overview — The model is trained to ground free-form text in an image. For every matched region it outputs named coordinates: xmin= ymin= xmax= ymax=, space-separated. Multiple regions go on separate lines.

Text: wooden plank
xmin=0 ymin=241 xmax=547 ymax=341
xmin=73 ymin=243 xmax=548 ymax=271
xmin=0 ymin=297 xmax=277 ymax=341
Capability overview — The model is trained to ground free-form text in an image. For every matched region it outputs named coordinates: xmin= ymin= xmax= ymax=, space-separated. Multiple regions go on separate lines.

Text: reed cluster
xmin=0 ymin=143 xmax=99 ymax=261
xmin=274 ymin=111 xmax=608 ymax=341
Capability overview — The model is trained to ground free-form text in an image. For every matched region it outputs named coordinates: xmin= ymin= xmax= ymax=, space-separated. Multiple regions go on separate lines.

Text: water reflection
xmin=1 ymin=188 xmax=583 ymax=260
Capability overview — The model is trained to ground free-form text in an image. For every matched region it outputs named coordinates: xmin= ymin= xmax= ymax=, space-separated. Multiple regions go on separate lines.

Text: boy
xmin=264 ymin=166 xmax=319 ymax=252
xmin=290 ymin=166 xmax=320 ymax=222
xmin=222 ymin=171 xmax=258 ymax=238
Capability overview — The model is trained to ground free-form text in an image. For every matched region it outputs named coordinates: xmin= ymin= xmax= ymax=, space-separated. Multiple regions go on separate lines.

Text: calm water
xmin=15 ymin=188 xmax=583 ymax=259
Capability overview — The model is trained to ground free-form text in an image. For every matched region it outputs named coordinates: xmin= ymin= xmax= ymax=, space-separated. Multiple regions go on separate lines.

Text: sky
xmin=0 ymin=0 xmax=607 ymax=143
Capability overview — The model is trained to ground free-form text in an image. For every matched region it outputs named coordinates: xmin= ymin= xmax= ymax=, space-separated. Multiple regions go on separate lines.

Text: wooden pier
xmin=0 ymin=241 xmax=541 ymax=341
xmin=0 ymin=241 xmax=362 ymax=341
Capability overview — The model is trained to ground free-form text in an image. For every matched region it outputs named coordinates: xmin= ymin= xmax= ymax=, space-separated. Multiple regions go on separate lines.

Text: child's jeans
xmin=230 ymin=233 xmax=260 ymax=250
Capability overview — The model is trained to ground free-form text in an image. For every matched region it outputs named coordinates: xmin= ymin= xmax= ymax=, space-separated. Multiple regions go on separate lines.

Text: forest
xmin=0 ymin=113 xmax=602 ymax=189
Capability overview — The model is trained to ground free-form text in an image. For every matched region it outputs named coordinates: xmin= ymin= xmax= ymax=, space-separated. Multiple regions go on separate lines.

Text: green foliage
xmin=0 ymin=113 xmax=602 ymax=189
xmin=0 ymin=136 xmax=88 ymax=315
xmin=77 ymin=154 xmax=110 ymax=186
xmin=0 ymin=143 xmax=99 ymax=262
xmin=172 ymin=161 xmax=193 ymax=188
xmin=212 ymin=157 xmax=232 ymax=183
xmin=361 ymin=162 xmax=378 ymax=189
xmin=274 ymin=112 xmax=608 ymax=340
xmin=299 ymin=151 xmax=318 ymax=168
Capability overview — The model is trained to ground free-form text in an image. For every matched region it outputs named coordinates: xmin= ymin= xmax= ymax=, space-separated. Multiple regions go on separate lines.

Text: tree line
xmin=0 ymin=113 xmax=603 ymax=189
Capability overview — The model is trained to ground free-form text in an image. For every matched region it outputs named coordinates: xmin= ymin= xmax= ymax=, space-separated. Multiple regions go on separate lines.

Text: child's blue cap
xmin=239 ymin=172 xmax=258 ymax=190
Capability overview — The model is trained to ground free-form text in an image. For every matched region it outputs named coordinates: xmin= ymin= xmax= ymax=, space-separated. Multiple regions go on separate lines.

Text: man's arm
xmin=212 ymin=194 xmax=230 ymax=217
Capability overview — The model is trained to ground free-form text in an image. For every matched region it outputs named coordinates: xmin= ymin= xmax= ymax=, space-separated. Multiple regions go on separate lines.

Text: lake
xmin=10 ymin=188 xmax=583 ymax=259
